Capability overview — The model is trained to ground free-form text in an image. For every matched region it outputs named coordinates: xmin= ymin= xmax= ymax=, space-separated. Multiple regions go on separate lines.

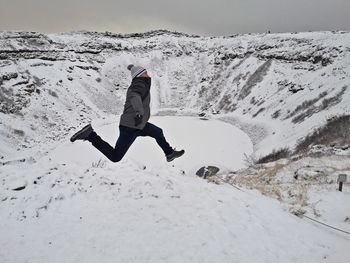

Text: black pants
xmin=88 ymin=122 xmax=173 ymax=162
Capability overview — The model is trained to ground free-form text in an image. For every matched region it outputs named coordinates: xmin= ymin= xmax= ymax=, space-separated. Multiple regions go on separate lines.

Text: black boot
xmin=166 ymin=149 xmax=185 ymax=162
xmin=70 ymin=124 xmax=94 ymax=142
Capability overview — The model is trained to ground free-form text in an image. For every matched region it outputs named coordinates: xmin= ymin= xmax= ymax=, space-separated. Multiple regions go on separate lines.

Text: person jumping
xmin=70 ymin=64 xmax=185 ymax=163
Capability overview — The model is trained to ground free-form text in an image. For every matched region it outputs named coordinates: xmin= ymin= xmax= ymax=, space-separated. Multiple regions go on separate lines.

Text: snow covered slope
xmin=1 ymin=30 xmax=350 ymax=262
xmin=1 ymin=116 xmax=349 ymax=263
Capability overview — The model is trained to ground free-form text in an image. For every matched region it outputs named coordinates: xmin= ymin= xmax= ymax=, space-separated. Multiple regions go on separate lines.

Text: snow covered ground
xmin=2 ymin=176 xmax=350 ymax=263
xmin=1 ymin=117 xmax=349 ymax=263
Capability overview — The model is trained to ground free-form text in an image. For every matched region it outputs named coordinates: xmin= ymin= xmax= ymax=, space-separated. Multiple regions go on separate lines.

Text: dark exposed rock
xmin=196 ymin=166 xmax=220 ymax=179
xmin=13 ymin=129 xmax=25 ymax=136
xmin=76 ymin=65 xmax=99 ymax=71
xmin=24 ymin=84 xmax=36 ymax=93
xmin=12 ymin=185 xmax=26 ymax=191
xmin=277 ymin=80 xmax=304 ymax=94
xmin=288 ymin=85 xmax=304 ymax=94
xmin=2 ymin=72 xmax=18 ymax=81
xmin=12 ymin=80 xmax=30 ymax=87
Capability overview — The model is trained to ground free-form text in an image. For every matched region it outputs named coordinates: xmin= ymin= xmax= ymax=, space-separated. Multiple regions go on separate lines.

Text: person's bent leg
xmin=88 ymin=126 xmax=137 ymax=162
xmin=140 ymin=123 xmax=173 ymax=155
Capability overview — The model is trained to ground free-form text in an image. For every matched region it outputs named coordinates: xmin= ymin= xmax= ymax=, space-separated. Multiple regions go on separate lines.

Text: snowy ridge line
xmin=303 ymin=215 xmax=350 ymax=236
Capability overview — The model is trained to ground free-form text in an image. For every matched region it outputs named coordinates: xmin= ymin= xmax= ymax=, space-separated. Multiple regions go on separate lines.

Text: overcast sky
xmin=0 ymin=0 xmax=349 ymax=36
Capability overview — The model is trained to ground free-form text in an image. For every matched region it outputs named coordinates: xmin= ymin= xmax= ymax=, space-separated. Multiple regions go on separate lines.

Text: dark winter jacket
xmin=120 ymin=77 xmax=151 ymax=130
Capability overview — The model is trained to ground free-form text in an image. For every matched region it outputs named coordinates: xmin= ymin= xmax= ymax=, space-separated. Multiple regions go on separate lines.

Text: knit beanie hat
xmin=127 ymin=64 xmax=147 ymax=79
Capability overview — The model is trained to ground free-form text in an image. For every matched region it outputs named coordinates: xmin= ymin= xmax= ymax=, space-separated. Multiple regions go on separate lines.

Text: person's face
xmin=140 ymin=71 xmax=150 ymax=78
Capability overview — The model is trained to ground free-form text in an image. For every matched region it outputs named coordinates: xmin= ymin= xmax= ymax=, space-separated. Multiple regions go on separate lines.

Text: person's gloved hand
xmin=134 ymin=114 xmax=143 ymax=126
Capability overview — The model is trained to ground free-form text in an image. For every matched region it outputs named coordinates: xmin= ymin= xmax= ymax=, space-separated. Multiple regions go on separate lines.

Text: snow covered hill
xmin=1 ymin=116 xmax=349 ymax=263
xmin=1 ymin=30 xmax=349 ymax=158
xmin=1 ymin=30 xmax=350 ymax=262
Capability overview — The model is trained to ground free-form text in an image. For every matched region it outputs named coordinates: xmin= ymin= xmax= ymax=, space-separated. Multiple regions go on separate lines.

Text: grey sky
xmin=0 ymin=0 xmax=349 ymax=36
